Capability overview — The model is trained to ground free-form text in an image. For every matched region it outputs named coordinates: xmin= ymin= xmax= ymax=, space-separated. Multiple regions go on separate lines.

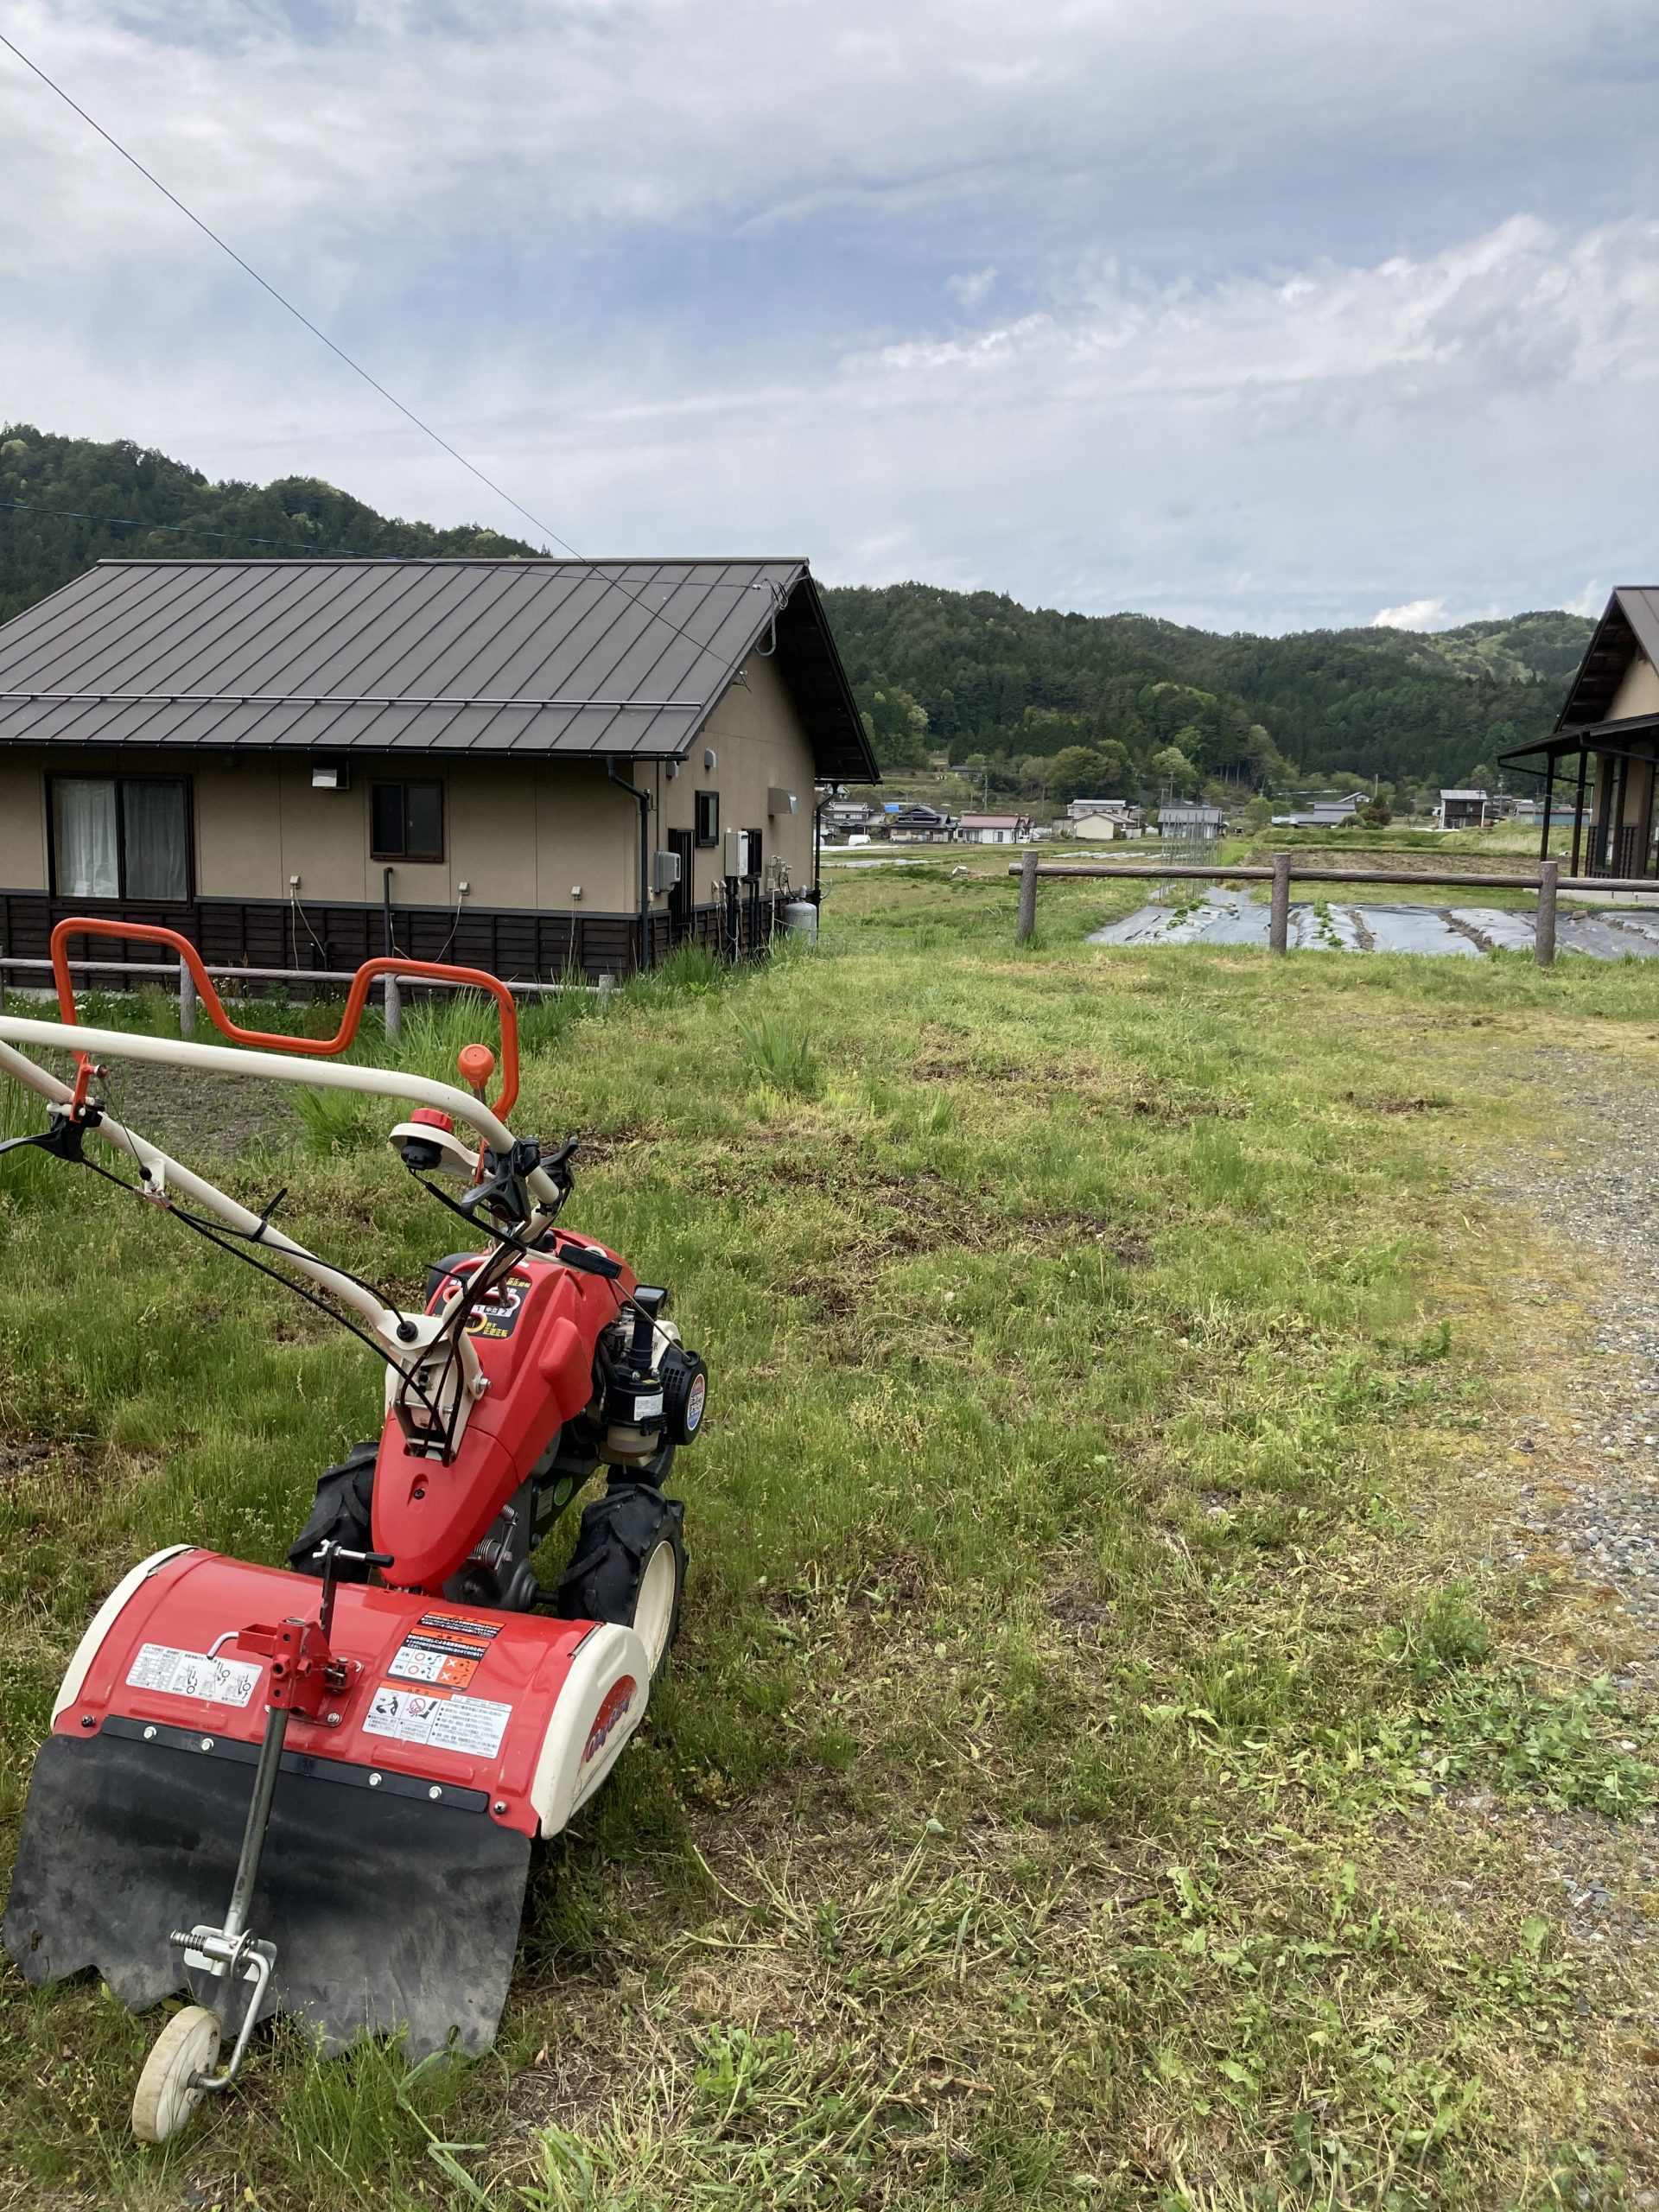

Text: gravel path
xmin=1472 ymin=1052 xmax=1659 ymax=1646
xmin=1463 ymin=1049 xmax=1659 ymax=2176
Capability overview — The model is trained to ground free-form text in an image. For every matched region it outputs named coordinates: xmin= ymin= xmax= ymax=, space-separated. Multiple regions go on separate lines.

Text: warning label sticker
xmin=386 ymin=1611 xmax=502 ymax=1689
xmin=362 ymin=1681 xmax=512 ymax=1758
xmin=127 ymin=1643 xmax=262 ymax=1707
xmin=416 ymin=1612 xmax=503 ymax=1643
xmin=388 ymin=1631 xmax=490 ymax=1688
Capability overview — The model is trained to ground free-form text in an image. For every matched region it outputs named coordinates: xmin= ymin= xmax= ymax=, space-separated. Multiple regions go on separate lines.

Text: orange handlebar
xmin=48 ymin=919 xmax=521 ymax=1119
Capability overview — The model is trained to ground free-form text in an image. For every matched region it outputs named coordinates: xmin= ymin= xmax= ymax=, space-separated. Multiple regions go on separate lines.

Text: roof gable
xmin=1554 ymin=588 xmax=1659 ymax=729
xmin=0 ymin=557 xmax=877 ymax=779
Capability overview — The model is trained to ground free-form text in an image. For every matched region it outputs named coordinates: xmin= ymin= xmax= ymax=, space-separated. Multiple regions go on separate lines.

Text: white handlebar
xmin=0 ymin=1018 xmax=563 ymax=1359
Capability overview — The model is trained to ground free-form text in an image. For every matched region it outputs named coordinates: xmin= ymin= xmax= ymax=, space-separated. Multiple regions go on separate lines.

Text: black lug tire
xmin=288 ymin=1440 xmax=378 ymax=1578
xmin=553 ymin=1485 xmax=686 ymax=1675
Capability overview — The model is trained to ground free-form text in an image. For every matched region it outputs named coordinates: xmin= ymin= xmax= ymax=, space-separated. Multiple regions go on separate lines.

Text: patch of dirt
xmin=0 ymin=1438 xmax=57 ymax=1484
xmin=1347 ymin=1090 xmax=1459 ymax=1115
xmin=1046 ymin=1577 xmax=1117 ymax=1642
xmin=86 ymin=1057 xmax=301 ymax=1159
xmin=1021 ymin=1212 xmax=1153 ymax=1263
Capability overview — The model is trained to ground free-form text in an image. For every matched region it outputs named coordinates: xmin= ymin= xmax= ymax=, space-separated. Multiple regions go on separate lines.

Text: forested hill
xmin=821 ymin=584 xmax=1591 ymax=792
xmin=1 ymin=426 xmax=1589 ymax=792
xmin=0 ymin=425 xmax=537 ymax=621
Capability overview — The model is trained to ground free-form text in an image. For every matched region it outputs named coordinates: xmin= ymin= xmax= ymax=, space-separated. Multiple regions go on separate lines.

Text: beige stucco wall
xmin=656 ymin=649 xmax=817 ymax=906
xmin=1608 ymin=652 xmax=1659 ymax=724
xmin=0 ymin=754 xmax=48 ymax=890
xmin=0 ymin=645 xmax=822 ymax=913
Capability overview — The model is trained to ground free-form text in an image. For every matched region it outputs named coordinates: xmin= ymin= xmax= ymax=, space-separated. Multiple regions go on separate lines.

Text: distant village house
xmin=957 ymin=811 xmax=1033 ymax=844
xmin=1436 ymin=790 xmax=1491 ymax=832
xmin=1066 ymin=799 xmax=1144 ymax=840
xmin=887 ymin=804 xmax=958 ymax=843
xmin=1272 ymin=792 xmax=1369 ymax=829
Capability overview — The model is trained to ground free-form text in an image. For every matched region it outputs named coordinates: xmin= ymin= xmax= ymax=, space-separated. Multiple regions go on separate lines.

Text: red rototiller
xmin=1 ymin=923 xmax=705 ymax=2141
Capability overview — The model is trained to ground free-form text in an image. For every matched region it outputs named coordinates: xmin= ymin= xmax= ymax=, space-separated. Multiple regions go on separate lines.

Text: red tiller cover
xmin=54 ymin=1548 xmax=593 ymax=1839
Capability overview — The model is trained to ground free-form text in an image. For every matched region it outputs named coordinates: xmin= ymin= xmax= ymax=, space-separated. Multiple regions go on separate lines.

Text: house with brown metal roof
xmin=1499 ymin=588 xmax=1659 ymax=879
xmin=0 ymin=556 xmax=875 ymax=976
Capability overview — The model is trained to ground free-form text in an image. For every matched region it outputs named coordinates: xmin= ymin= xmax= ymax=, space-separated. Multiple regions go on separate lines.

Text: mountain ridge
xmin=0 ymin=425 xmax=1589 ymax=792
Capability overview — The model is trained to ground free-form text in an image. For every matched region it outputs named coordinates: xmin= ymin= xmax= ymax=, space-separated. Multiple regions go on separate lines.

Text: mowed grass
xmin=2 ymin=865 xmax=1658 ymax=2208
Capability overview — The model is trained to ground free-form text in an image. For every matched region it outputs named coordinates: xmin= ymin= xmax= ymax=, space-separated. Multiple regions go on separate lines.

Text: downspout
xmin=607 ymin=759 xmax=653 ymax=975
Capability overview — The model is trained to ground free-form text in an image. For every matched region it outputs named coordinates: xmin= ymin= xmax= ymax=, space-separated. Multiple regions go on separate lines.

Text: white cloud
xmin=1374 ymin=599 xmax=1451 ymax=630
xmin=2 ymin=3 xmax=1658 ymax=627
xmin=945 ymin=268 xmax=997 ymax=309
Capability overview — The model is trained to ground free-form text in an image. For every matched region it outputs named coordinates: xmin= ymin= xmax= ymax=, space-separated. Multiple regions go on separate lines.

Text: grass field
xmin=3 ymin=862 xmax=1658 ymax=2209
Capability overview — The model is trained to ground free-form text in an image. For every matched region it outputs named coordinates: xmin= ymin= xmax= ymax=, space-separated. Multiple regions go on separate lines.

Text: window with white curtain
xmin=51 ymin=778 xmax=190 ymax=900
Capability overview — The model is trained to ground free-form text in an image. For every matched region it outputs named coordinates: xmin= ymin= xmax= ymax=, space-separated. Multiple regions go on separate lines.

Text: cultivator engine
xmin=0 ymin=924 xmax=705 ymax=2141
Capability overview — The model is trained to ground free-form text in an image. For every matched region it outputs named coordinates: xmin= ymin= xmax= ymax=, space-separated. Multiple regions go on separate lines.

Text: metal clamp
xmin=171 ymin=1923 xmax=274 ymax=2092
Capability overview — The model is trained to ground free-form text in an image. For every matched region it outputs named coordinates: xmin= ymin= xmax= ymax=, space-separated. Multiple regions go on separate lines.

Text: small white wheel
xmin=632 ymin=1539 xmax=679 ymax=1676
xmin=132 ymin=2004 xmax=221 ymax=2144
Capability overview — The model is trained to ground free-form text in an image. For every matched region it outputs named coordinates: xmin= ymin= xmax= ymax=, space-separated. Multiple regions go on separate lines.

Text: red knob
xmin=457 ymin=1043 xmax=495 ymax=1096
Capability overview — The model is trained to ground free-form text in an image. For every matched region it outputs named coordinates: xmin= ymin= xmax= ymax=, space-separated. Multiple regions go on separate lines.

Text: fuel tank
xmin=374 ymin=1238 xmax=633 ymax=1589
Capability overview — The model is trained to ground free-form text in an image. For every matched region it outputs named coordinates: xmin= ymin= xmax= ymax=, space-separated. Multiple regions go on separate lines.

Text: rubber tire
xmin=554 ymin=1486 xmax=685 ymax=1677
xmin=132 ymin=2004 xmax=221 ymax=2144
xmin=288 ymin=1440 xmax=378 ymax=1578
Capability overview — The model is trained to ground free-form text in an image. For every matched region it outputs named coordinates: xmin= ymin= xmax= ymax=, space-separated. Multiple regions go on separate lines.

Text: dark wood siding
xmin=0 ymin=893 xmax=784 ymax=982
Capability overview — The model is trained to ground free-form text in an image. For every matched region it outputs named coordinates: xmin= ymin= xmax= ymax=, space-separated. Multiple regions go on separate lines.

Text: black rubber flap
xmin=3 ymin=1732 xmax=531 ymax=2058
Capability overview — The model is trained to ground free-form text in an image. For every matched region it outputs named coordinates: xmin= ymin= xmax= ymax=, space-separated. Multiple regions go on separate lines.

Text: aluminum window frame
xmin=369 ymin=778 xmax=446 ymax=864
xmin=46 ymin=771 xmax=195 ymax=904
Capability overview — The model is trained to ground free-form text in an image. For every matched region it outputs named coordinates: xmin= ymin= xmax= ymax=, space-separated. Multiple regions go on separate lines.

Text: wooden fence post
xmin=384 ymin=972 xmax=403 ymax=1040
xmin=1016 ymin=848 xmax=1039 ymax=944
xmin=1535 ymin=857 xmax=1559 ymax=969
xmin=177 ymin=955 xmax=198 ymax=1036
xmin=1268 ymin=853 xmax=1292 ymax=955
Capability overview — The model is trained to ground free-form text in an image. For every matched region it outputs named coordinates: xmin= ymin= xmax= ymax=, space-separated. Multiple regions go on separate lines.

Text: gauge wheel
xmin=554 ymin=1486 xmax=685 ymax=1677
xmin=132 ymin=2004 xmax=221 ymax=2144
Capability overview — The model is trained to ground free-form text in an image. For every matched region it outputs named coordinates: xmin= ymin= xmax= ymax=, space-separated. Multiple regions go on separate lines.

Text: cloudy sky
xmin=3 ymin=1 xmax=1657 ymax=632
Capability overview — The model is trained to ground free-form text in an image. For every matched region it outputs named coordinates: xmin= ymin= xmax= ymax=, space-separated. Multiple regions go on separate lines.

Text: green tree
xmin=1047 ymin=746 xmax=1111 ymax=804
xmin=1149 ymin=745 xmax=1199 ymax=798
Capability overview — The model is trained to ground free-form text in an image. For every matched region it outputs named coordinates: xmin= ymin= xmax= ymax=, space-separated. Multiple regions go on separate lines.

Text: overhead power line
xmin=0 ymin=27 xmax=570 ymax=557
xmin=0 ymin=27 xmax=744 ymax=679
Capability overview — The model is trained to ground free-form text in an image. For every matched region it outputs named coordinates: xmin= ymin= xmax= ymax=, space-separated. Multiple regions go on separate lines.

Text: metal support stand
xmin=1535 ymin=858 xmax=1559 ymax=969
xmin=384 ymin=973 xmax=402 ymax=1040
xmin=1268 ymin=853 xmax=1291 ymax=955
xmin=1016 ymin=848 xmax=1039 ymax=944
xmin=173 ymin=1700 xmax=287 ymax=2094
xmin=178 ymin=956 xmax=199 ymax=1037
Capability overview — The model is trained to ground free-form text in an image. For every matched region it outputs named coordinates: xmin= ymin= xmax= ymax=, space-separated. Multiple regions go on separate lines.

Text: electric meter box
xmin=722 ymin=829 xmax=750 ymax=880
xmin=652 ymin=849 xmax=683 ymax=893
